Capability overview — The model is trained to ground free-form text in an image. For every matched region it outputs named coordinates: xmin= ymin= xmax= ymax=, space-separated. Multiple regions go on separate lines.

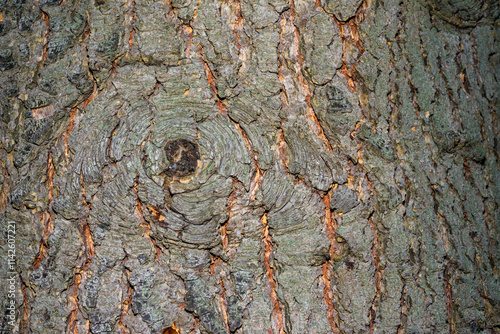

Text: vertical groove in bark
xmin=133 ymin=176 xmax=161 ymax=262
xmin=127 ymin=1 xmax=136 ymax=52
xmin=368 ymin=215 xmax=381 ymax=333
xmin=276 ymin=128 xmax=289 ymax=171
xmin=20 ymin=277 xmax=28 ymax=333
xmin=216 ymin=262 xmax=231 ymax=334
xmin=261 ymin=213 xmax=286 ymax=334
xmin=198 ymin=49 xmax=227 ymax=115
xmin=32 ymin=152 xmax=54 ymax=270
xmin=289 ymin=0 xmax=334 ymax=153
xmin=41 ymin=11 xmax=49 ymax=64
xmin=322 ymin=192 xmax=341 ymax=333
xmin=118 ymin=269 xmax=133 ymax=334
xmin=444 ymin=270 xmax=455 ymax=333
xmin=67 ymin=272 xmax=81 ymax=334
xmin=397 ymin=283 xmax=408 ymax=334
xmin=70 ymin=174 xmax=94 ymax=332
xmin=79 ymin=174 xmax=94 ymax=261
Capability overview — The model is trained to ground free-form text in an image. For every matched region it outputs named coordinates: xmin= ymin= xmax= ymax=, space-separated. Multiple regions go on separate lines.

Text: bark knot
xmin=164 ymin=139 xmax=200 ymax=177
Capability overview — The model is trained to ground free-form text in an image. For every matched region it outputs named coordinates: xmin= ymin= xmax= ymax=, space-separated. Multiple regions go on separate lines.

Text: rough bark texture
xmin=0 ymin=0 xmax=499 ymax=333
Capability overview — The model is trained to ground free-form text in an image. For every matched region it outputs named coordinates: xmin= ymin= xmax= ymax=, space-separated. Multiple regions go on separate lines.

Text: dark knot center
xmin=164 ymin=139 xmax=199 ymax=177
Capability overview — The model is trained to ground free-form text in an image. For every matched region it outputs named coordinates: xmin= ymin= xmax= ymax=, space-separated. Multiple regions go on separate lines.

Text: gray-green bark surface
xmin=0 ymin=0 xmax=499 ymax=333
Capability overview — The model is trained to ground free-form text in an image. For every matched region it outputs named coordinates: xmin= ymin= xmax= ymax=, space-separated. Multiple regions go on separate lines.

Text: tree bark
xmin=0 ymin=0 xmax=498 ymax=333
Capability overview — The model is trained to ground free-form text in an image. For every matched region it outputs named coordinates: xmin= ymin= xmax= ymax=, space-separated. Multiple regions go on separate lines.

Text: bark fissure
xmin=261 ymin=213 xmax=286 ymax=334
xmin=368 ymin=215 xmax=382 ymax=334
xmin=321 ymin=191 xmax=341 ymax=333
xmin=288 ymin=0 xmax=334 ymax=153
xmin=32 ymin=151 xmax=54 ymax=270
xmin=198 ymin=48 xmax=227 ymax=114
xmin=128 ymin=1 xmax=136 ymax=52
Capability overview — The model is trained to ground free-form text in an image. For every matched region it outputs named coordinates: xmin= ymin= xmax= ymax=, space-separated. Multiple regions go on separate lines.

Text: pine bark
xmin=0 ymin=0 xmax=499 ymax=333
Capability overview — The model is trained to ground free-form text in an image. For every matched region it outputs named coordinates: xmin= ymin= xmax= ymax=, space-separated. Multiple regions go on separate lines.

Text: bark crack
xmin=128 ymin=0 xmax=136 ymax=52
xmin=40 ymin=10 xmax=50 ymax=64
xmin=198 ymin=47 xmax=227 ymax=114
xmin=396 ymin=280 xmax=408 ymax=334
xmin=67 ymin=174 xmax=95 ymax=333
xmin=118 ymin=266 xmax=133 ymax=334
xmin=321 ymin=191 xmax=342 ymax=333
xmin=261 ymin=212 xmax=286 ymax=334
xmin=133 ymin=174 xmax=162 ymax=262
xmin=32 ymin=151 xmax=54 ymax=270
xmin=368 ymin=215 xmax=382 ymax=334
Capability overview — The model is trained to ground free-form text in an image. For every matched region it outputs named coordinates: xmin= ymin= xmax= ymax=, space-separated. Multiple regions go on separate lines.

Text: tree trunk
xmin=1 ymin=0 xmax=498 ymax=333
